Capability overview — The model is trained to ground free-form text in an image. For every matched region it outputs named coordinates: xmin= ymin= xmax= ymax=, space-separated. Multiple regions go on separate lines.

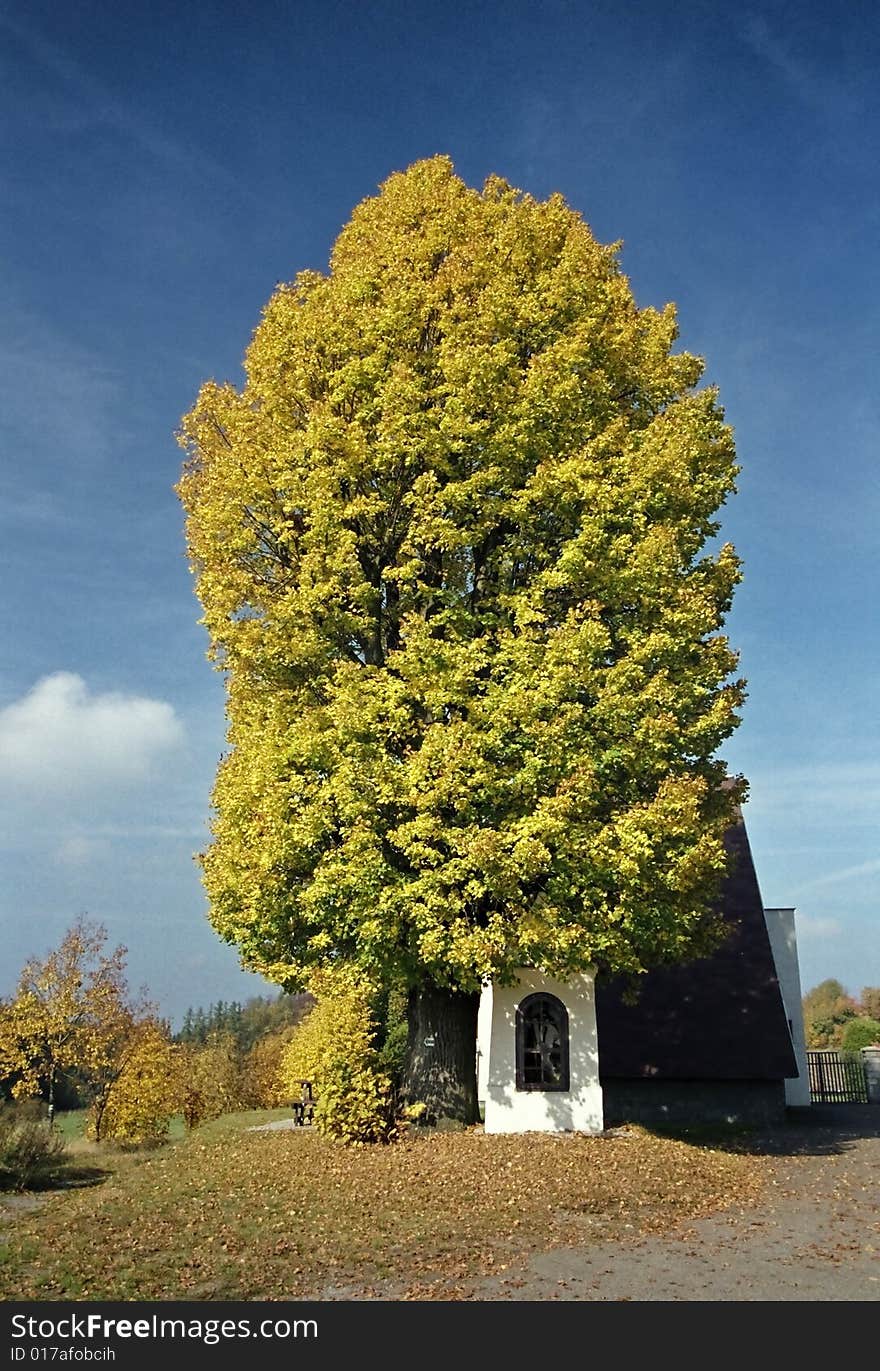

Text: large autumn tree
xmin=177 ymin=156 xmax=745 ymax=1122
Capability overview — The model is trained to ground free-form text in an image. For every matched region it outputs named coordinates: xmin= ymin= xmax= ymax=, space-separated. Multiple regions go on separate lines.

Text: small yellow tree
xmin=177 ymin=1034 xmax=244 ymax=1129
xmin=95 ymin=1022 xmax=179 ymax=1146
xmin=243 ymin=1026 xmax=296 ymax=1109
xmin=280 ymin=972 xmax=394 ymax=1144
xmin=0 ymin=919 xmax=135 ymax=1126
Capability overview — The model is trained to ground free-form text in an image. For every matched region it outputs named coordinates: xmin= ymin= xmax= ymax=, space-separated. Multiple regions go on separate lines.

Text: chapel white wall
xmin=764 ymin=907 xmax=811 ymax=1107
xmin=477 ymin=969 xmax=604 ymax=1134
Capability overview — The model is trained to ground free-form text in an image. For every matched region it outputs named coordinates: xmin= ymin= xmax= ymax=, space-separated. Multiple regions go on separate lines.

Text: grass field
xmin=0 ymin=1110 xmax=768 ymax=1300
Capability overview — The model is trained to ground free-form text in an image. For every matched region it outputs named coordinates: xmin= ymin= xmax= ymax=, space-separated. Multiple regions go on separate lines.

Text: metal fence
xmin=806 ymin=1050 xmax=869 ymax=1104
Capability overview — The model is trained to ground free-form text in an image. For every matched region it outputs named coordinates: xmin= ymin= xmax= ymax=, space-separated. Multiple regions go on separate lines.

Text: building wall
xmin=601 ymin=1079 xmax=787 ymax=1128
xmin=479 ymin=969 xmax=604 ymax=1134
xmin=476 ymin=984 xmax=492 ymax=1104
xmin=763 ymin=907 xmax=811 ymax=1107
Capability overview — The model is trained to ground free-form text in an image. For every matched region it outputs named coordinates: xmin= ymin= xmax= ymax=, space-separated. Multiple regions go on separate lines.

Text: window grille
xmin=515 ymin=992 xmax=570 ymax=1091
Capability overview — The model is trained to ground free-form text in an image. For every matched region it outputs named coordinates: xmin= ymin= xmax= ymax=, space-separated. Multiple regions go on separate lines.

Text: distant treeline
xmin=802 ymin=981 xmax=880 ymax=1051
xmin=175 ymin=993 xmax=313 ymax=1052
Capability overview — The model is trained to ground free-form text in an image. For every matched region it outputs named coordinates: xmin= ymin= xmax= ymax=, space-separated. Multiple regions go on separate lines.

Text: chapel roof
xmin=595 ymin=808 xmax=799 ymax=1082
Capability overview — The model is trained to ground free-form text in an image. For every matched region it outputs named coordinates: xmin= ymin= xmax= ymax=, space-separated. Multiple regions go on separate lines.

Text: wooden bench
xmin=291 ymin=1080 xmax=316 ymax=1125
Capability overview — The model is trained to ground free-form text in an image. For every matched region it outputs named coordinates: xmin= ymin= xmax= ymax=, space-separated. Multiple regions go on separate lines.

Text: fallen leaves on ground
xmin=0 ymin=1118 xmax=767 ymax=1300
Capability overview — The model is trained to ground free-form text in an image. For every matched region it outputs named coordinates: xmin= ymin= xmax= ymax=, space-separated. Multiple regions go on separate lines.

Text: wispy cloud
xmin=741 ymin=15 xmax=813 ymax=95
xmin=739 ymin=12 xmax=856 ymax=120
xmin=0 ymin=672 xmax=184 ymax=797
xmin=790 ymin=858 xmax=880 ymax=898
xmin=742 ymin=761 xmax=880 ymax=818
xmin=0 ymin=489 xmax=73 ymax=529
xmin=0 ymin=307 xmax=123 ymax=471
xmin=795 ymin=912 xmax=842 ymax=940
xmin=0 ymin=11 xmax=240 ymax=190
xmin=55 ymin=832 xmax=111 ymax=867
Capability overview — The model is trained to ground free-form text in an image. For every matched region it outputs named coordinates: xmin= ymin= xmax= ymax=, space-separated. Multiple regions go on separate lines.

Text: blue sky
xmin=0 ymin=0 xmax=877 ymax=1024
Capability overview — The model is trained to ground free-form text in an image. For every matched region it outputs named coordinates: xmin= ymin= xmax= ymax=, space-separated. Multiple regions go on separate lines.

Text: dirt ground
xmin=475 ymin=1105 xmax=880 ymax=1301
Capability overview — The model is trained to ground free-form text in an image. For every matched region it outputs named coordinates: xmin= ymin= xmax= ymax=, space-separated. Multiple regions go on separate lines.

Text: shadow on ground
xmin=53 ymin=1164 xmax=112 ymax=1190
xmin=0 ymin=1163 xmax=111 ymax=1198
xmin=642 ymin=1103 xmax=880 ymax=1158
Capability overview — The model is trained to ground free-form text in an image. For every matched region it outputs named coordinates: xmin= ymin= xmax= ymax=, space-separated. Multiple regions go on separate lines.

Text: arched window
xmin=516 ymin=993 xmax=570 ymax=1092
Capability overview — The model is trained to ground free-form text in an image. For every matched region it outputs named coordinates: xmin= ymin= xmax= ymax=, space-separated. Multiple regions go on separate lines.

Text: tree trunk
xmin=92 ymin=1088 xmax=107 ymax=1143
xmin=401 ymin=984 xmax=480 ymax=1125
xmin=47 ymin=1065 xmax=56 ymax=1129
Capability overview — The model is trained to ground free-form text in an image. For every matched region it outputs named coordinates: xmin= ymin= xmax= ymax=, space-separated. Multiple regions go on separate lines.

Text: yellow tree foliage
xmin=177 ymin=1034 xmax=244 ymax=1129
xmin=178 ymin=156 xmax=746 ymax=1118
xmin=243 ymin=1026 xmax=297 ymax=1109
xmin=178 ymin=156 xmax=744 ymax=991
xmin=280 ymin=972 xmax=394 ymax=1144
xmin=0 ymin=919 xmax=136 ymax=1126
xmin=95 ymin=1021 xmax=179 ymax=1147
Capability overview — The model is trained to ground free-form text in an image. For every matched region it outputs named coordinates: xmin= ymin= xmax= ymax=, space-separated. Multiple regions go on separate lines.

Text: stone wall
xmin=600 ymin=1078 xmax=787 ymax=1128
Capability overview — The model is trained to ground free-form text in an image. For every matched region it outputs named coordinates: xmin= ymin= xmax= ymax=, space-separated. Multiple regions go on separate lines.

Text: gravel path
xmin=475 ymin=1106 xmax=880 ymax=1301
xmin=247 ymin=1118 xmax=309 ymax=1131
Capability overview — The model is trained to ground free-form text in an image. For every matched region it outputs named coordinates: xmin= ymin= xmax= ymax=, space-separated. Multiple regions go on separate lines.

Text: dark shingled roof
xmin=595 ymin=810 xmax=798 ymax=1082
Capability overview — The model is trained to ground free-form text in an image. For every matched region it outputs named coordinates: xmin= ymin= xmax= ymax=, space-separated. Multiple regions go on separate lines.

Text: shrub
xmin=178 ymin=1034 xmax=245 ymax=1129
xmin=313 ymin=1059 xmax=395 ymax=1146
xmin=242 ymin=1027 xmax=296 ymax=1109
xmin=841 ymin=1018 xmax=880 ymax=1054
xmin=280 ymin=972 xmax=395 ymax=1144
xmin=95 ymin=1024 xmax=179 ymax=1146
xmin=0 ymin=1106 xmax=67 ymax=1191
xmin=9 ymin=1098 xmax=47 ymax=1123
xmin=374 ymin=982 xmax=409 ymax=1094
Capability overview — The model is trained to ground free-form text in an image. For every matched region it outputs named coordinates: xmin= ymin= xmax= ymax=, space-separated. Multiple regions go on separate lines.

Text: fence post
xmin=863 ymin=1047 xmax=880 ymax=1104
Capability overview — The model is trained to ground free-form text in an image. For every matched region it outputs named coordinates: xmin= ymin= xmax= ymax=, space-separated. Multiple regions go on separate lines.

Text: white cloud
xmin=0 ymin=673 xmax=184 ymax=796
